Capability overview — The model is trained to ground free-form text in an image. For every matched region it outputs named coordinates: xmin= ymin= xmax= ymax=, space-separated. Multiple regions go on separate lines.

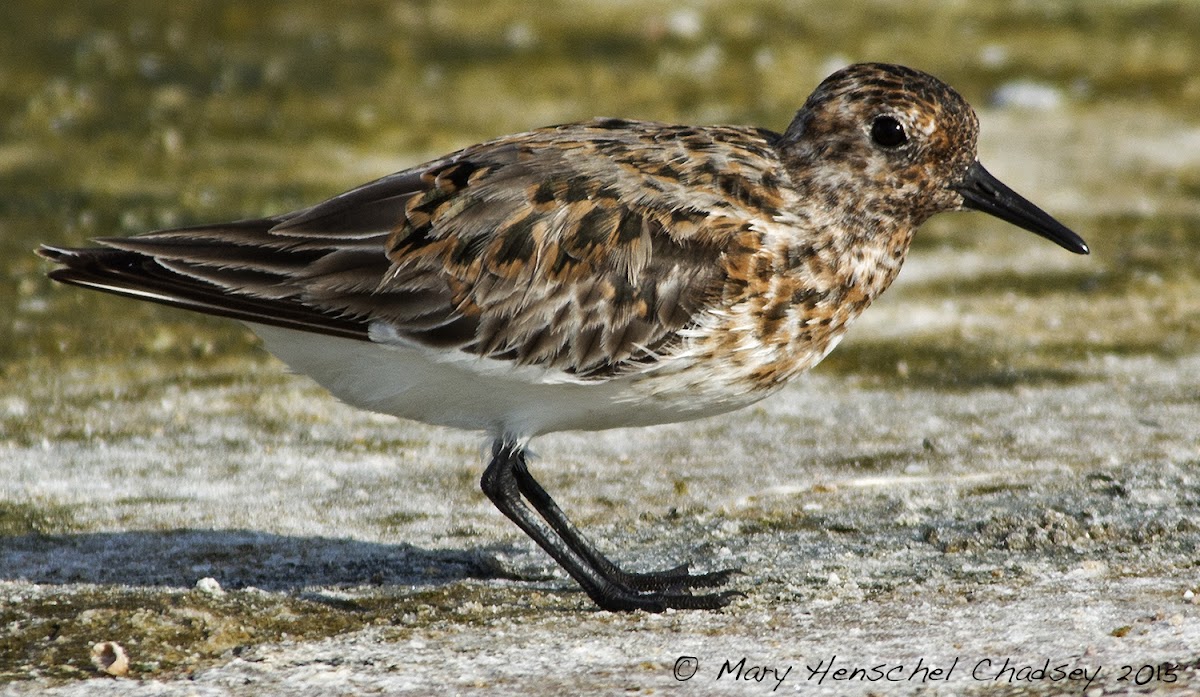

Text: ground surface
xmin=3 ymin=2 xmax=1199 ymax=695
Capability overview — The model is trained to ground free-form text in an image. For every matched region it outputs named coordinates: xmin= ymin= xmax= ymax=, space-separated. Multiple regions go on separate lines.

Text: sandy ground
xmin=4 ymin=275 xmax=1199 ymax=694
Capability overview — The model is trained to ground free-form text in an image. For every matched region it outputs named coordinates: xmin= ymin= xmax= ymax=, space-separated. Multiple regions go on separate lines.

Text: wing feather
xmin=41 ymin=119 xmax=787 ymax=380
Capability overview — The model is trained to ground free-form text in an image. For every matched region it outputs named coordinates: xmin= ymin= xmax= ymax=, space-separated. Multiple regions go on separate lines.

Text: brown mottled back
xmin=354 ymin=119 xmax=793 ymax=376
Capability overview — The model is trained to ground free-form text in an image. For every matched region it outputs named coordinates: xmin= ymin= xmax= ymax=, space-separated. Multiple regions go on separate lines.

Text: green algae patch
xmin=817 ymin=336 xmax=1085 ymax=390
xmin=0 ymin=579 xmax=554 ymax=683
xmin=0 ymin=586 xmax=359 ymax=681
xmin=0 ymin=502 xmax=80 ymax=537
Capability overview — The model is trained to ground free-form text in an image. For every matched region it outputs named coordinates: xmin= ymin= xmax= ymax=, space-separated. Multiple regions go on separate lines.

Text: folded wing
xmin=42 ymin=119 xmax=783 ymax=379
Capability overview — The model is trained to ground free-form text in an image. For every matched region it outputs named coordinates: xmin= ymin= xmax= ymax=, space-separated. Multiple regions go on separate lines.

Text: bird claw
xmin=614 ymin=564 xmax=742 ymax=592
xmin=592 ymin=587 xmax=743 ymax=613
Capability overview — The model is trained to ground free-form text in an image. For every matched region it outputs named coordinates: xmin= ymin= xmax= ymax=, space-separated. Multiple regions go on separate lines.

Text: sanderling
xmin=40 ymin=63 xmax=1088 ymax=612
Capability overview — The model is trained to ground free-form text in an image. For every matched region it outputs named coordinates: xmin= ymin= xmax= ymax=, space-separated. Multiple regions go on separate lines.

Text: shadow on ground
xmin=0 ymin=529 xmax=491 ymax=590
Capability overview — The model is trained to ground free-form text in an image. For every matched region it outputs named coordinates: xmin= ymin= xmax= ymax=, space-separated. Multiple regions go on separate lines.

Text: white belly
xmin=246 ymin=323 xmax=766 ymax=441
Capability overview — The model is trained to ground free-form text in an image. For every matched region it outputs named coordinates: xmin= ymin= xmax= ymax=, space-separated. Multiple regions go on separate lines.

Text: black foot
xmin=480 ymin=440 xmax=742 ymax=612
xmin=593 ymin=588 xmax=744 ymax=613
xmin=608 ymin=563 xmax=742 ymax=593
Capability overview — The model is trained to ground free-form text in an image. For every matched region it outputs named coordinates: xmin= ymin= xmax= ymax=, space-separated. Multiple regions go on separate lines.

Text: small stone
xmin=195 ymin=577 xmax=225 ymax=597
xmin=90 ymin=641 xmax=129 ymax=676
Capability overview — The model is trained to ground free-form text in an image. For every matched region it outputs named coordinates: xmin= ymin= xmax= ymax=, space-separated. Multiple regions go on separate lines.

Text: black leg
xmin=509 ymin=452 xmax=738 ymax=592
xmin=479 ymin=439 xmax=739 ymax=612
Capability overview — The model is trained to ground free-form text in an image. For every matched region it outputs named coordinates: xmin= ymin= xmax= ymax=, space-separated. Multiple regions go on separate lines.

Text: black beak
xmin=955 ymin=161 xmax=1089 ymax=255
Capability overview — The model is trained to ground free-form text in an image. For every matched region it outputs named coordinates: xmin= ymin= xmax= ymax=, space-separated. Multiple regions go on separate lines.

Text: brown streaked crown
xmin=780 ymin=62 xmax=981 ymax=231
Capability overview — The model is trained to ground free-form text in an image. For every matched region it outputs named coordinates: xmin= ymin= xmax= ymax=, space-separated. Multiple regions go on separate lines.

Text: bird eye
xmin=870 ymin=115 xmax=908 ymax=148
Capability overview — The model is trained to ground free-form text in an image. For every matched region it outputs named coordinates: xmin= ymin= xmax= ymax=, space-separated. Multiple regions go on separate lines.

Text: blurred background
xmin=3 ymin=0 xmax=1198 ymax=382
xmin=6 ymin=1 xmax=1200 ymax=546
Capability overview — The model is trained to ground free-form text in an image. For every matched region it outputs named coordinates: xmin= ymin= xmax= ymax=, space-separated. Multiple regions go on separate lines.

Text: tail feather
xmin=38 ymin=232 xmax=371 ymax=340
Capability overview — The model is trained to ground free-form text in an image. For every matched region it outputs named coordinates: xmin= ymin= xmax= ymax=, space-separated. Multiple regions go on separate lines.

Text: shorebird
xmin=40 ymin=63 xmax=1088 ymax=612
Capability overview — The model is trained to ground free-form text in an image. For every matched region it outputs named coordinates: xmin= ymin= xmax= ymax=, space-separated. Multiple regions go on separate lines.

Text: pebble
xmin=195 ymin=576 xmax=226 ymax=597
xmin=90 ymin=641 xmax=129 ymax=676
